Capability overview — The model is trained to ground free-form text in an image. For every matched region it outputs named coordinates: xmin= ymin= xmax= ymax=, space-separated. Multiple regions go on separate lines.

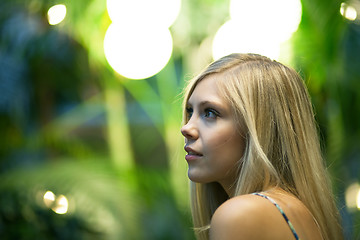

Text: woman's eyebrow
xmin=187 ymin=100 xmax=226 ymax=109
xmin=198 ymin=100 xmax=225 ymax=109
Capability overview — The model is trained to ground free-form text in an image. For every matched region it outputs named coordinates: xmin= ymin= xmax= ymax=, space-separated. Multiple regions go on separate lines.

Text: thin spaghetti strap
xmin=252 ymin=192 xmax=300 ymax=240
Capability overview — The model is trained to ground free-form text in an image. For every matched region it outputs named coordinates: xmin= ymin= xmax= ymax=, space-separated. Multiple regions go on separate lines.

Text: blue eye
xmin=186 ymin=107 xmax=193 ymax=119
xmin=204 ymin=108 xmax=218 ymax=119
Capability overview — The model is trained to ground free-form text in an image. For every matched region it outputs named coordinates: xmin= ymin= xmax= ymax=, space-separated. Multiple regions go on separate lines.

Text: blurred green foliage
xmin=293 ymin=0 xmax=360 ymax=238
xmin=0 ymin=0 xmax=194 ymax=239
xmin=0 ymin=0 xmax=359 ymax=239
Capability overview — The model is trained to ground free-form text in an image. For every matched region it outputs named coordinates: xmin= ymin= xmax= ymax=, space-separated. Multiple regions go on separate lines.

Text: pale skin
xmin=210 ymin=187 xmax=323 ymax=240
xmin=182 ymin=74 xmax=323 ymax=240
xmin=181 ymin=74 xmax=245 ymax=192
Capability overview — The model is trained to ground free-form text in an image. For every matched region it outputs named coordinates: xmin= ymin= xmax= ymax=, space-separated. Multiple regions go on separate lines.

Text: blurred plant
xmin=0 ymin=160 xmax=141 ymax=239
xmin=0 ymin=0 xmax=195 ymax=239
xmin=293 ymin=0 xmax=360 ymax=238
xmin=0 ymin=160 xmax=193 ymax=239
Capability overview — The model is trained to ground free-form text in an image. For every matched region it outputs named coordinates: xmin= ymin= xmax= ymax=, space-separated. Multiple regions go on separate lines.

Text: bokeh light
xmin=106 ymin=0 xmax=181 ymax=28
xmin=43 ymin=191 xmax=69 ymax=214
xmin=345 ymin=182 xmax=360 ymax=211
xmin=43 ymin=190 xmax=55 ymax=207
xmin=47 ymin=4 xmax=67 ymax=25
xmin=230 ymin=0 xmax=302 ymax=42
xmin=340 ymin=2 xmax=358 ymax=21
xmin=212 ymin=20 xmax=280 ymax=60
xmin=52 ymin=195 xmax=69 ymax=214
xmin=104 ymin=0 xmax=180 ymax=79
xmin=103 ymin=23 xmax=173 ymax=80
xmin=213 ymin=0 xmax=302 ymax=60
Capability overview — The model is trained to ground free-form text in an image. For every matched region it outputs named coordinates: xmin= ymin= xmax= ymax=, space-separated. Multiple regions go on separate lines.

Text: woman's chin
xmin=187 ymin=170 xmax=211 ymax=184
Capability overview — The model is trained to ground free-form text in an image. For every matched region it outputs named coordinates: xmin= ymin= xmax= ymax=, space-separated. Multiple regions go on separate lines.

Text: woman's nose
xmin=181 ymin=120 xmax=198 ymax=140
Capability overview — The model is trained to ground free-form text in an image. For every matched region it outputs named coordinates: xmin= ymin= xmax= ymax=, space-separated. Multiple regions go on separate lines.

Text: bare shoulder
xmin=209 ymin=194 xmax=278 ymax=240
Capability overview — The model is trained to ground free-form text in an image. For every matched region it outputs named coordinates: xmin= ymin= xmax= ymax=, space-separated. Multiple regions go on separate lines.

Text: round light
xmin=340 ymin=3 xmax=358 ymax=21
xmin=106 ymin=0 xmax=181 ymax=28
xmin=47 ymin=4 xmax=67 ymax=25
xmin=104 ymin=23 xmax=173 ymax=80
xmin=213 ymin=0 xmax=302 ymax=60
xmin=52 ymin=195 xmax=69 ymax=214
xmin=345 ymin=182 xmax=360 ymax=210
xmin=212 ymin=20 xmax=280 ymax=60
xmin=43 ymin=190 xmax=55 ymax=207
xmin=230 ymin=0 xmax=302 ymax=42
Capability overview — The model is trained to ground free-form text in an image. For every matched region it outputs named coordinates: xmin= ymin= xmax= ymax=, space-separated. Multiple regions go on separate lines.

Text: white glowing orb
xmin=43 ymin=191 xmax=70 ymax=214
xmin=212 ymin=20 xmax=280 ymax=60
xmin=213 ymin=0 xmax=302 ymax=60
xmin=104 ymin=23 xmax=173 ymax=80
xmin=52 ymin=195 xmax=69 ymax=214
xmin=106 ymin=0 xmax=181 ymax=28
xmin=47 ymin=4 xmax=67 ymax=25
xmin=345 ymin=182 xmax=360 ymax=210
xmin=230 ymin=0 xmax=302 ymax=42
xmin=340 ymin=3 xmax=358 ymax=21
xmin=43 ymin=191 xmax=55 ymax=207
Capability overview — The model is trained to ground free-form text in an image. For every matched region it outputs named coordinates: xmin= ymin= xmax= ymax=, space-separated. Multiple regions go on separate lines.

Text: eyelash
xmin=186 ymin=107 xmax=193 ymax=119
xmin=204 ymin=108 xmax=219 ymax=119
xmin=186 ymin=107 xmax=219 ymax=120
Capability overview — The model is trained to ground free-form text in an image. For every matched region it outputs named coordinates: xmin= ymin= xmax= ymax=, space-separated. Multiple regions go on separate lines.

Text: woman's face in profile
xmin=181 ymin=74 xmax=245 ymax=191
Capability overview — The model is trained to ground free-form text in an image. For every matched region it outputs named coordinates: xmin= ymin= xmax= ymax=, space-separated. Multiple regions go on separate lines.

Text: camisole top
xmin=252 ymin=192 xmax=300 ymax=240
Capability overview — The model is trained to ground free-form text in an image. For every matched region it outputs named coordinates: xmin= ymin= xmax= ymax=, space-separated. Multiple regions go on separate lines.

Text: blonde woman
xmin=181 ymin=53 xmax=343 ymax=240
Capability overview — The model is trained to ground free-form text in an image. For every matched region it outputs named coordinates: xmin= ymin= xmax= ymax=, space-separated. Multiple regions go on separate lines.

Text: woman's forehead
xmin=187 ymin=75 xmax=232 ymax=110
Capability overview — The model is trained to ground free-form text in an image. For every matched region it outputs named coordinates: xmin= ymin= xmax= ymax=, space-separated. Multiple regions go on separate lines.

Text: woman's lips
xmin=185 ymin=154 xmax=202 ymax=161
xmin=184 ymin=146 xmax=203 ymax=161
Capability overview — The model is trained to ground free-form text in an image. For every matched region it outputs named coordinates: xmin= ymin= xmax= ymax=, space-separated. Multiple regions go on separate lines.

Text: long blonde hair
xmin=182 ymin=53 xmax=343 ymax=240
